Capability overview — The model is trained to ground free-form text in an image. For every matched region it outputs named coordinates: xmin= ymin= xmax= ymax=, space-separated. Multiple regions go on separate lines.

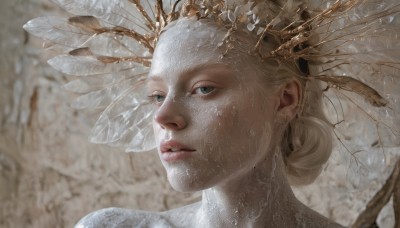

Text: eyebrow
xmin=147 ymin=62 xmax=232 ymax=82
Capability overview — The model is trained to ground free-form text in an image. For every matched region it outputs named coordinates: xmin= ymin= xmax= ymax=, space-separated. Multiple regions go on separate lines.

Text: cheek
xmin=152 ymin=121 xmax=163 ymax=145
xmin=199 ymin=97 xmax=239 ymax=133
xmin=212 ymin=103 xmax=239 ymax=133
xmin=211 ymin=94 xmax=275 ymax=154
xmin=198 ymin=99 xmax=249 ymax=155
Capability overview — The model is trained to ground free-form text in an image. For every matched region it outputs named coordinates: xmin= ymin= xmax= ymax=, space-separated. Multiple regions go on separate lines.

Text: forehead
xmin=149 ymin=19 xmax=232 ymax=79
xmin=157 ymin=18 xmax=225 ymax=53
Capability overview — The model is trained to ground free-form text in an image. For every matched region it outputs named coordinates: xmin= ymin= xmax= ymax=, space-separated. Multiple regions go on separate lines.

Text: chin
xmin=166 ymin=168 xmax=219 ymax=192
xmin=167 ymin=173 xmax=202 ymax=192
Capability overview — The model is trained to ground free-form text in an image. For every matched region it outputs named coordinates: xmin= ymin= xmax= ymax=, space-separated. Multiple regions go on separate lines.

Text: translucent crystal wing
xmin=24 ymin=0 xmax=159 ymax=153
xmin=63 ymin=68 xmax=148 ymax=94
xmin=22 ymin=16 xmax=92 ymax=48
xmin=70 ymin=73 xmax=148 ymax=110
xmin=48 ymin=56 xmax=141 ymax=76
xmin=89 ymin=82 xmax=156 ymax=152
xmin=51 ymin=0 xmax=155 ymax=34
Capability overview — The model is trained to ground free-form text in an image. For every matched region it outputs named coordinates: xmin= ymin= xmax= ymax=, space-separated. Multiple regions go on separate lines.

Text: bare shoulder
xmin=75 ymin=207 xmax=174 ymax=228
xmin=159 ymin=202 xmax=200 ymax=226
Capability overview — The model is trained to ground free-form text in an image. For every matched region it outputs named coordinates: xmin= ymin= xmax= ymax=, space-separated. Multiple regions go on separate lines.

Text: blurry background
xmin=0 ymin=0 xmax=396 ymax=227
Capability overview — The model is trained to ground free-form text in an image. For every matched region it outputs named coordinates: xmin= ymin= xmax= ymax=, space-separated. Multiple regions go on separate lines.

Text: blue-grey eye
xmin=195 ymin=86 xmax=215 ymax=94
xmin=149 ymin=94 xmax=165 ymax=103
xmin=155 ymin=95 xmax=165 ymax=102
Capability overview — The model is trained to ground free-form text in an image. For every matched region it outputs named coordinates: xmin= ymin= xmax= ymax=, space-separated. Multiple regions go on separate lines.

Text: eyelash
xmin=148 ymin=84 xmax=217 ymax=105
xmin=193 ymin=86 xmax=216 ymax=96
xmin=148 ymin=93 xmax=165 ymax=104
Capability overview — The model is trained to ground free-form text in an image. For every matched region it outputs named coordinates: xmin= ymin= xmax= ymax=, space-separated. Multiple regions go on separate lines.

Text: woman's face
xmin=147 ymin=18 xmax=281 ymax=192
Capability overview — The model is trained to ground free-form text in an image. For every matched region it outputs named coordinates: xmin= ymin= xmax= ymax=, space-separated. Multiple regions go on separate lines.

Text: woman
xmin=24 ymin=0 xmax=399 ymax=227
xmin=75 ymin=17 xmax=340 ymax=227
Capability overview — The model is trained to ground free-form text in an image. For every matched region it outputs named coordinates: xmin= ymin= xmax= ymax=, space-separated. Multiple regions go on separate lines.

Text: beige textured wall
xmin=0 ymin=0 xmax=395 ymax=227
xmin=0 ymin=1 xmax=197 ymax=227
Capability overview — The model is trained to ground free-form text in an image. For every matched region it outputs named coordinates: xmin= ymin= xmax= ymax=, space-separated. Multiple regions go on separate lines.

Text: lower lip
xmin=161 ymin=151 xmax=195 ymax=162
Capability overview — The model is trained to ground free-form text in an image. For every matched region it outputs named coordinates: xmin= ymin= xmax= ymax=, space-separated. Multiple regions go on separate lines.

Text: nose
xmin=154 ymin=98 xmax=187 ymax=131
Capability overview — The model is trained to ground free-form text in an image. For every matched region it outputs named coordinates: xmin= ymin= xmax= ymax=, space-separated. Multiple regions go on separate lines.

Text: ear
xmin=276 ymin=79 xmax=301 ymax=121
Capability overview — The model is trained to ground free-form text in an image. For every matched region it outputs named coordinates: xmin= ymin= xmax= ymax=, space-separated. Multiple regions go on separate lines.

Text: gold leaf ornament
xmin=314 ymin=75 xmax=389 ymax=107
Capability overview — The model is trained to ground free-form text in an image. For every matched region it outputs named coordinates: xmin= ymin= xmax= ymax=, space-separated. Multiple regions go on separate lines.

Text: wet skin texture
xmin=148 ymin=19 xmax=280 ymax=193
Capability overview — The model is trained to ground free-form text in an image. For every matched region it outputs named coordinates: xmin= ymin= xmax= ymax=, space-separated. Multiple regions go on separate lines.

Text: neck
xmin=196 ymin=150 xmax=301 ymax=228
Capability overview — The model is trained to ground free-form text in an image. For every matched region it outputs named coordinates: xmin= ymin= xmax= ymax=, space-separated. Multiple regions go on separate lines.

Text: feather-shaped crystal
xmin=23 ymin=17 xmax=92 ymax=48
xmin=48 ymin=56 xmax=139 ymax=76
xmin=64 ymin=68 xmax=148 ymax=93
xmin=72 ymin=76 xmax=145 ymax=109
xmin=51 ymin=0 xmax=152 ymax=34
xmin=89 ymin=84 xmax=156 ymax=152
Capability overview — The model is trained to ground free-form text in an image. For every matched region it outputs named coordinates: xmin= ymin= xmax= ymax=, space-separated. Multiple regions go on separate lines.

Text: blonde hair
xmin=255 ymin=1 xmax=334 ymax=186
xmin=283 ymin=78 xmax=333 ymax=185
xmin=263 ymin=62 xmax=333 ymax=186
xmin=227 ymin=27 xmax=334 ymax=186
xmin=229 ymin=37 xmax=333 ymax=185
